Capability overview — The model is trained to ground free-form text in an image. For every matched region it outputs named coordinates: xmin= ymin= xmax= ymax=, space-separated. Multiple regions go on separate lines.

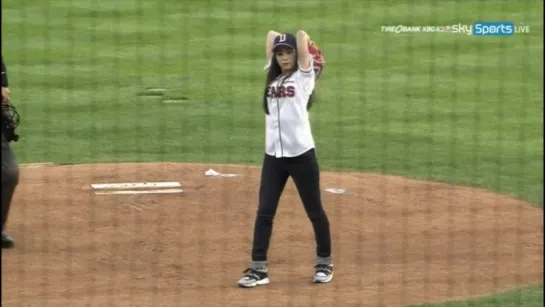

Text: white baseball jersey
xmin=263 ymin=59 xmax=316 ymax=158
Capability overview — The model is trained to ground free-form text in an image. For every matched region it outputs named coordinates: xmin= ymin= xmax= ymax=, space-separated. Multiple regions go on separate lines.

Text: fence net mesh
xmin=1 ymin=1 xmax=543 ymax=307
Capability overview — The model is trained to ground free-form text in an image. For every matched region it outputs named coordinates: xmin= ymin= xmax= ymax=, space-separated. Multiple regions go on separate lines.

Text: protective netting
xmin=1 ymin=1 xmax=542 ymax=306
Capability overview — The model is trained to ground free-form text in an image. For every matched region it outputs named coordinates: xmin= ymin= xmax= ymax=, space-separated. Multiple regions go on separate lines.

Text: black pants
xmin=1 ymin=131 xmax=19 ymax=232
xmin=251 ymin=148 xmax=331 ymax=262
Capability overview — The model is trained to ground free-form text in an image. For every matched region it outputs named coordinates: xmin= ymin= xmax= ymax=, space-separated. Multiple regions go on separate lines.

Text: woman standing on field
xmin=237 ymin=30 xmax=332 ymax=288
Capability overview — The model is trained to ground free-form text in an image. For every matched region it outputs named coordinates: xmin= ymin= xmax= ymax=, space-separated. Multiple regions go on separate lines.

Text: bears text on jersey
xmin=267 ymin=85 xmax=296 ymax=98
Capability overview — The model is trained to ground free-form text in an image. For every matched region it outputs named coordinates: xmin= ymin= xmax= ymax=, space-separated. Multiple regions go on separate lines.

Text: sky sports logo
xmin=381 ymin=22 xmax=530 ymax=36
xmin=473 ymin=22 xmax=529 ymax=36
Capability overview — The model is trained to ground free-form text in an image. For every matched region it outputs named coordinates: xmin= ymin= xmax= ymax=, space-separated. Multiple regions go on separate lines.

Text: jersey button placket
xmin=275 ymin=119 xmax=281 ymax=157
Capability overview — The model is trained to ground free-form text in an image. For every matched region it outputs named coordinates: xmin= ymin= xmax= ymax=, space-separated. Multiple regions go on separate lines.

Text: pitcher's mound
xmin=2 ymin=162 xmax=543 ymax=307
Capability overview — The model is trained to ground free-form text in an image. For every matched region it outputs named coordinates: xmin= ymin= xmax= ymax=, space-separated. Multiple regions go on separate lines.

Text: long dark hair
xmin=263 ymin=50 xmax=316 ymax=115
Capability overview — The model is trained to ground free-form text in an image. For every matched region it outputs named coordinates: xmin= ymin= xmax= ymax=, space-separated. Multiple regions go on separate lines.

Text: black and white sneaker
xmin=2 ymin=232 xmax=15 ymax=249
xmin=237 ymin=268 xmax=270 ymax=288
xmin=312 ymin=264 xmax=334 ymax=283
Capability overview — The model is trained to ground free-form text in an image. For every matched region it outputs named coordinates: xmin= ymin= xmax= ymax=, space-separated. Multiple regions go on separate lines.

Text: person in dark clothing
xmin=237 ymin=30 xmax=333 ymax=288
xmin=2 ymin=56 xmax=19 ymax=249
xmin=2 ymin=57 xmax=9 ymax=103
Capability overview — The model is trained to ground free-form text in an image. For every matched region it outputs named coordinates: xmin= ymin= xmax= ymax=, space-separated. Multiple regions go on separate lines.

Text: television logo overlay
xmin=473 ymin=22 xmax=526 ymax=36
xmin=381 ymin=22 xmax=530 ymax=36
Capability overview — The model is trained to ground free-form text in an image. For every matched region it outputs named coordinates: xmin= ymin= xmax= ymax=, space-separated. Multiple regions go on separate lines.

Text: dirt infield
xmin=2 ymin=162 xmax=543 ymax=307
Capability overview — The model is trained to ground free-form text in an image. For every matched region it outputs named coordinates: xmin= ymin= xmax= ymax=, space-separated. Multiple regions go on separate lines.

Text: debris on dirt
xmin=204 ymin=168 xmax=239 ymax=177
xmin=325 ymin=188 xmax=346 ymax=194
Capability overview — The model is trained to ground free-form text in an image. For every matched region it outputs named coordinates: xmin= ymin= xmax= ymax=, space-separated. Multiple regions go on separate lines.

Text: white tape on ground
xmin=91 ymin=182 xmax=181 ymax=190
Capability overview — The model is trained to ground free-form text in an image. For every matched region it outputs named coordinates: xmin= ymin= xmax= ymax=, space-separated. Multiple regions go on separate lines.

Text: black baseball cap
xmin=272 ymin=33 xmax=297 ymax=52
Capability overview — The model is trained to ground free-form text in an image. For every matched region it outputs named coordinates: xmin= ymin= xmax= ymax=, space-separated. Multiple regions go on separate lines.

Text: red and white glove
xmin=308 ymin=40 xmax=325 ymax=80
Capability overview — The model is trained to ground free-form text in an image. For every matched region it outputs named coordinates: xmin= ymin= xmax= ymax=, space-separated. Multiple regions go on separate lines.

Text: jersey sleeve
xmin=295 ymin=57 xmax=315 ymax=94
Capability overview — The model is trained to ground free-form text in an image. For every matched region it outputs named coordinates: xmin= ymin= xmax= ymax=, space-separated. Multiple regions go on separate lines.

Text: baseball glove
xmin=308 ymin=40 xmax=325 ymax=80
xmin=2 ymin=101 xmax=20 ymax=142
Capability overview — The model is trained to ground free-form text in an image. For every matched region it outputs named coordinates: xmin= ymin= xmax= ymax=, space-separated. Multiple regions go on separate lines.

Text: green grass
xmin=1 ymin=0 xmax=543 ymax=306
xmin=408 ymin=285 xmax=544 ymax=307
